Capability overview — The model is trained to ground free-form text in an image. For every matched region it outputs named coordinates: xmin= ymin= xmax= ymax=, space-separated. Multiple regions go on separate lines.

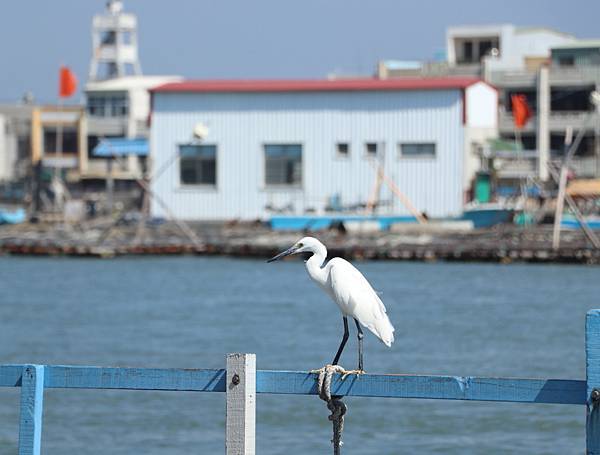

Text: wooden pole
xmin=18 ymin=365 xmax=44 ymax=455
xmin=547 ymin=165 xmax=600 ymax=249
xmin=370 ymin=162 xmax=427 ymax=224
xmin=552 ymin=119 xmax=592 ymax=249
xmin=135 ymin=178 xmax=202 ymax=247
xmin=365 ymin=160 xmax=383 ymax=215
xmin=226 ymin=354 xmax=256 ymax=455
xmin=106 ymin=155 xmax=114 ymax=215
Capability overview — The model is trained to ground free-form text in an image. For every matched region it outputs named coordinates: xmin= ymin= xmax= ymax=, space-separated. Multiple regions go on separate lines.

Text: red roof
xmin=151 ymin=77 xmax=484 ymax=94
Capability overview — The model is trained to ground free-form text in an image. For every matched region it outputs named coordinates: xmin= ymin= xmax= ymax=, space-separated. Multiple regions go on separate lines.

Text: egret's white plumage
xmin=326 ymin=258 xmax=395 ymax=346
xmin=268 ymin=236 xmax=394 ymax=370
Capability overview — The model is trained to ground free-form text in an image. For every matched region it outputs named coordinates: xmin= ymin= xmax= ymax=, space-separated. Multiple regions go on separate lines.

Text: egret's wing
xmin=329 ymin=259 xmax=395 ymax=346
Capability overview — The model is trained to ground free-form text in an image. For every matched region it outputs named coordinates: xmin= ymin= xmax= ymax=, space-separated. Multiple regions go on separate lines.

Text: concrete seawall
xmin=1 ymin=221 xmax=599 ymax=264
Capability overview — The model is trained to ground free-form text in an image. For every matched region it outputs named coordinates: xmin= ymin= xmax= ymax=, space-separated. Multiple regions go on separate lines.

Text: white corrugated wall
xmin=151 ymin=89 xmax=465 ymax=220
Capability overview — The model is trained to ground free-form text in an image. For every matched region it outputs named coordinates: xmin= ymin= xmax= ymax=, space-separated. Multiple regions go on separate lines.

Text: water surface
xmin=0 ymin=256 xmax=598 ymax=454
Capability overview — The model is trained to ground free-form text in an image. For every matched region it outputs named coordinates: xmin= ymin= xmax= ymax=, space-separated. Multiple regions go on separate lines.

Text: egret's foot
xmin=311 ymin=364 xmax=346 ymax=402
xmin=340 ymin=369 xmax=365 ymax=379
xmin=310 ymin=364 xmax=345 ymax=374
xmin=310 ymin=365 xmax=364 ymax=377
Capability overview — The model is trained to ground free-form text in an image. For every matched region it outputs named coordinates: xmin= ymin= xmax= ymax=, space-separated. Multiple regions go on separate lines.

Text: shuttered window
xmin=264 ymin=144 xmax=302 ymax=186
xmin=399 ymin=143 xmax=436 ymax=158
xmin=179 ymin=144 xmax=217 ymax=185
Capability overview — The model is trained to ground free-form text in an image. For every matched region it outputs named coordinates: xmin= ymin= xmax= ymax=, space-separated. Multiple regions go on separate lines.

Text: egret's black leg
xmin=332 ymin=317 xmax=349 ymax=365
xmin=354 ymin=318 xmax=364 ymax=371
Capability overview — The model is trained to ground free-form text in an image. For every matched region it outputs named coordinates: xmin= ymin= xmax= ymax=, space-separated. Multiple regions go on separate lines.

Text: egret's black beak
xmin=267 ymin=246 xmax=298 ymax=263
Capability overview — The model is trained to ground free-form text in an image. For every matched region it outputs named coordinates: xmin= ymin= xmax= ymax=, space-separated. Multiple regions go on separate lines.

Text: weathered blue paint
xmin=44 ymin=366 xmax=226 ymax=392
xmin=0 ymin=364 xmax=23 ymax=387
xmin=1 ymin=306 xmax=599 ymax=453
xmin=269 ymin=215 xmax=417 ymax=231
xmin=18 ymin=365 xmax=44 ymax=455
xmin=587 ymin=310 xmax=600 ymax=453
xmin=0 ymin=365 xmax=586 ymax=404
xmin=257 ymin=371 xmax=586 ymax=404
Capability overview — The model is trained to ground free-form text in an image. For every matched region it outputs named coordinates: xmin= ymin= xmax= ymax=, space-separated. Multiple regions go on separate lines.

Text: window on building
xmin=100 ymin=30 xmax=116 ymax=46
xmin=87 ymin=94 xmax=129 ymax=117
xmin=558 ymin=56 xmax=575 ymax=67
xmin=96 ymin=62 xmax=119 ymax=80
xmin=264 ymin=144 xmax=302 ymax=186
xmin=336 ymin=142 xmax=350 ymax=157
xmin=399 ymin=143 xmax=436 ymax=158
xmin=551 ymin=86 xmax=594 ymax=112
xmin=87 ymin=96 xmax=105 ymax=117
xmin=179 ymin=144 xmax=217 ymax=185
xmin=551 ymin=133 xmax=595 ymax=157
xmin=109 ymin=96 xmax=128 ymax=116
xmin=463 ymin=41 xmax=473 ymax=62
xmin=478 ymin=40 xmax=494 ymax=58
xmin=43 ymin=127 xmax=78 ymax=155
xmin=365 ymin=142 xmax=378 ymax=156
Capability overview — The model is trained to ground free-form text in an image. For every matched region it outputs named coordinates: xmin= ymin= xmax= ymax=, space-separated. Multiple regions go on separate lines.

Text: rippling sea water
xmin=1 ymin=256 xmax=598 ymax=454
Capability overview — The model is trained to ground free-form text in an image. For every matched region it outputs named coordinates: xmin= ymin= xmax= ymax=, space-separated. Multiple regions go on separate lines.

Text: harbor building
xmin=150 ymin=78 xmax=497 ymax=221
xmin=0 ymin=104 xmax=33 ymax=195
xmin=0 ymin=0 xmax=180 ymax=212
xmin=379 ymin=24 xmax=600 ymax=196
xmin=82 ymin=0 xmax=180 ymax=183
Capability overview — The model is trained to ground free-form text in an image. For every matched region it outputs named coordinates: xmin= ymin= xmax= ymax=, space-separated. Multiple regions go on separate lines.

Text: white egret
xmin=267 ymin=236 xmax=394 ymax=372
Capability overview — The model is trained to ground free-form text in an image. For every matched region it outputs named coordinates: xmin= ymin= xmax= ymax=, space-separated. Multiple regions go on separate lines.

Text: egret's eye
xmin=297 ymin=243 xmax=304 ymax=248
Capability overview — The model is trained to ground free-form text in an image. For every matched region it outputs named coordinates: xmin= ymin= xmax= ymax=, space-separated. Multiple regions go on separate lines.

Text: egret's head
xmin=266 ymin=236 xmax=321 ymax=262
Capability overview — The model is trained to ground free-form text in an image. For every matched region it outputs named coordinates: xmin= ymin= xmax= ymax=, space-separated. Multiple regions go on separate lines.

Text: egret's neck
xmin=304 ymin=243 xmax=328 ymax=286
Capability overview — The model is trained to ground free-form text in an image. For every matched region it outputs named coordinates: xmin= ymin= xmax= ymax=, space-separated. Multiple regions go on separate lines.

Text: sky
xmin=1 ymin=0 xmax=599 ymax=103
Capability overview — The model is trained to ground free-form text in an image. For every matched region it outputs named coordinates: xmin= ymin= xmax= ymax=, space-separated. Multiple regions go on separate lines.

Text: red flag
xmin=59 ymin=66 xmax=77 ymax=98
xmin=511 ymin=94 xmax=531 ymax=129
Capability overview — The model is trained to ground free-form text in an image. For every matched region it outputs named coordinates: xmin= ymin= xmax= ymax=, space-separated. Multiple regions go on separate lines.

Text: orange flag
xmin=59 ymin=66 xmax=77 ymax=98
xmin=511 ymin=94 xmax=531 ymax=129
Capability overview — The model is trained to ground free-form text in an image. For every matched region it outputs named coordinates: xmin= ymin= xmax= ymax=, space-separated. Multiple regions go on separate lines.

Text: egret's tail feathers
xmin=369 ymin=316 xmax=395 ymax=347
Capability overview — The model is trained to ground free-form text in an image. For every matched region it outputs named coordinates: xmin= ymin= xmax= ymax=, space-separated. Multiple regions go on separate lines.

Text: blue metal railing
xmin=4 ymin=309 xmax=600 ymax=454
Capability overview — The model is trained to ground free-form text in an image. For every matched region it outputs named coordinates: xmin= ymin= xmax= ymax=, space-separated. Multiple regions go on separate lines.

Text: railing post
xmin=226 ymin=353 xmax=256 ymax=455
xmin=587 ymin=311 xmax=600 ymax=453
xmin=18 ymin=365 xmax=44 ymax=455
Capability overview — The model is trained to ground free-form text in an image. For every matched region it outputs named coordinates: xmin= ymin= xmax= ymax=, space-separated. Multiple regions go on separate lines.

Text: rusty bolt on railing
xmin=591 ymin=389 xmax=600 ymax=404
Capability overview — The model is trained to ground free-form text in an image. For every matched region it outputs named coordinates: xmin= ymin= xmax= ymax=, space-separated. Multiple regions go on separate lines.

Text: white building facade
xmin=446 ymin=24 xmax=574 ymax=73
xmin=150 ymin=78 xmax=497 ymax=221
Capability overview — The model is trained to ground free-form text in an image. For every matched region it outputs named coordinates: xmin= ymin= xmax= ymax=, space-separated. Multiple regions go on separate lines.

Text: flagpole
xmin=511 ymin=94 xmax=532 ymax=219
xmin=54 ymin=65 xmax=77 ymax=216
xmin=54 ymin=68 xmax=65 ymax=215
xmin=55 ymin=98 xmax=63 ymax=177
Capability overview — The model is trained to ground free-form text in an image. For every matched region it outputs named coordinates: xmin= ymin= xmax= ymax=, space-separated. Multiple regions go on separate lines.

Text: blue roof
xmin=93 ymin=138 xmax=148 ymax=157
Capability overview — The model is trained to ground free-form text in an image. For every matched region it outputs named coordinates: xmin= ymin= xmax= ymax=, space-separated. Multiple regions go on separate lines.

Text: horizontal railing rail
xmin=4 ymin=309 xmax=600 ymax=455
xmin=0 ymin=365 xmax=587 ymax=404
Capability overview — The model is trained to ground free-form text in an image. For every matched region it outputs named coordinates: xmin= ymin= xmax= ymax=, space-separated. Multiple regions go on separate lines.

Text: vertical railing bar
xmin=587 ymin=310 xmax=600 ymax=453
xmin=226 ymin=353 xmax=256 ymax=455
xmin=18 ymin=365 xmax=44 ymax=455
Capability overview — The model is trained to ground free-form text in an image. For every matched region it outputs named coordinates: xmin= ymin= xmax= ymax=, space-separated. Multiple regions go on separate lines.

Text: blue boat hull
xmin=459 ymin=208 xmax=514 ymax=228
xmin=561 ymin=216 xmax=600 ymax=230
xmin=269 ymin=215 xmax=417 ymax=231
xmin=0 ymin=208 xmax=26 ymax=225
